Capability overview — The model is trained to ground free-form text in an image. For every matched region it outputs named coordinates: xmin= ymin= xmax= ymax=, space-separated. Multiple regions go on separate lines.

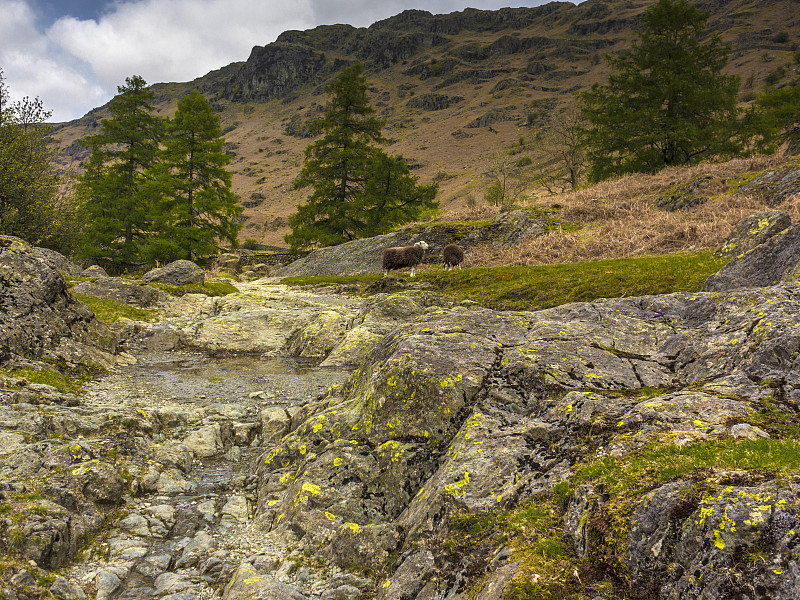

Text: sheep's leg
xmin=383 ymin=269 xmax=389 ymax=277
xmin=410 ymin=266 xmax=415 ymax=277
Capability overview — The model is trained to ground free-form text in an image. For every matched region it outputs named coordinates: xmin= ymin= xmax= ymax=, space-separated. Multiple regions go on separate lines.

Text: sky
xmin=0 ymin=0 xmax=575 ymax=123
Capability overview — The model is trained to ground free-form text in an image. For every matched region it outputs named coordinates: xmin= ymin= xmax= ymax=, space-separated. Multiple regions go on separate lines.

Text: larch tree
xmin=142 ymin=91 xmax=242 ymax=263
xmin=579 ymin=0 xmax=746 ymax=182
xmin=77 ymin=75 xmax=164 ymax=269
xmin=286 ymin=62 xmax=438 ymax=251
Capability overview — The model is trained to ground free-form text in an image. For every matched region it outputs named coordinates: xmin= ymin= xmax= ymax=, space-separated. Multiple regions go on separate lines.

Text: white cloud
xmin=48 ymin=0 xmax=315 ymax=92
xmin=0 ymin=0 xmax=105 ymax=121
xmin=2 ymin=0 xmax=563 ymax=122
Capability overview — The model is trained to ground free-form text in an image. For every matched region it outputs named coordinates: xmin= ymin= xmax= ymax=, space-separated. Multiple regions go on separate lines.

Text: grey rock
xmin=49 ymin=576 xmax=86 ymax=599
xmin=223 ymin=563 xmax=307 ymax=600
xmin=737 ymin=165 xmax=800 ymax=206
xmin=0 ymin=237 xmax=118 ymax=366
xmin=376 ymin=550 xmax=435 ymax=600
xmin=704 ymin=223 xmax=800 ymax=291
xmin=176 ymin=530 xmax=215 ymax=568
xmin=716 ymin=210 xmax=791 ymax=258
xmin=143 ymin=259 xmax=205 ymax=285
xmin=81 ymin=265 xmax=109 ymax=278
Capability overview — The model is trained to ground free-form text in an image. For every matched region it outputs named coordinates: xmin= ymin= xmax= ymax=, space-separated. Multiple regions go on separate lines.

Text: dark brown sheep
xmin=442 ymin=243 xmax=464 ymax=270
xmin=382 ymin=240 xmax=429 ymax=277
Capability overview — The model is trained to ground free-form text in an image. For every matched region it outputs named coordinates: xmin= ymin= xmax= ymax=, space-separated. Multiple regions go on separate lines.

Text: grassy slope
xmin=49 ymin=0 xmax=800 ymax=248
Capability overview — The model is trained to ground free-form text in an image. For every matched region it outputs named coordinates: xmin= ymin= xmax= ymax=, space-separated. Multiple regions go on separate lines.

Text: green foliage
xmin=77 ymin=75 xmax=164 ymax=270
xmin=77 ymin=80 xmax=242 ymax=271
xmin=757 ymin=85 xmax=800 ymax=152
xmin=241 ymin=238 xmax=259 ymax=250
xmin=579 ymin=0 xmax=752 ymax=182
xmin=0 ymin=70 xmax=76 ymax=250
xmin=141 ymin=90 xmax=242 ymax=262
xmin=286 ymin=63 xmax=438 ymax=251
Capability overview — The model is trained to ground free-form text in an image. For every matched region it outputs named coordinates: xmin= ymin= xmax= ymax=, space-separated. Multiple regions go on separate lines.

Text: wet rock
xmin=143 ymin=260 xmax=205 ymax=285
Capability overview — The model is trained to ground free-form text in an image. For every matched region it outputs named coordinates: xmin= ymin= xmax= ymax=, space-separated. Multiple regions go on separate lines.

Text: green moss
xmin=72 ymin=293 xmax=158 ymax=324
xmin=145 ymin=279 xmax=238 ymax=297
xmin=0 ymin=366 xmax=86 ymax=394
xmin=418 ymin=252 xmax=729 ymax=311
xmin=282 ymin=273 xmax=383 ymax=287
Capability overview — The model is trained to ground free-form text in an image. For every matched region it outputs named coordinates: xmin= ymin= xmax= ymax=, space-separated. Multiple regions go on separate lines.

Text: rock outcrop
xmin=704 ymin=221 xmax=800 ymax=291
xmin=0 ymin=236 xmax=118 ymax=367
xmin=276 ymin=209 xmax=552 ymax=277
xmin=3 ymin=236 xmax=800 ymax=599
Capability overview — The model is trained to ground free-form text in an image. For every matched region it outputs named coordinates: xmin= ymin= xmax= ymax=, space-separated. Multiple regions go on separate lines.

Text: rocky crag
xmin=1 ymin=221 xmax=800 ymax=599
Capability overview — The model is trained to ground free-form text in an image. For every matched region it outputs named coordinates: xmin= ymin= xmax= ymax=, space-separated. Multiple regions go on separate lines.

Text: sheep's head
xmin=414 ymin=240 xmax=429 ymax=250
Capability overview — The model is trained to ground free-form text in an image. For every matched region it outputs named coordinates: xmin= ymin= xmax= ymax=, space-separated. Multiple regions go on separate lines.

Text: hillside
xmin=50 ymin=0 xmax=800 ymax=248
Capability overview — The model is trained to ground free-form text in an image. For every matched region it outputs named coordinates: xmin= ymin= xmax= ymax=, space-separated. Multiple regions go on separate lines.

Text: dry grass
xmin=455 ymin=155 xmax=800 ymax=268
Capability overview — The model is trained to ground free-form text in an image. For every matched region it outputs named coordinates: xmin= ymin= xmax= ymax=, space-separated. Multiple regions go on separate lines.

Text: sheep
xmin=382 ymin=240 xmax=429 ymax=277
xmin=442 ymin=243 xmax=465 ymax=270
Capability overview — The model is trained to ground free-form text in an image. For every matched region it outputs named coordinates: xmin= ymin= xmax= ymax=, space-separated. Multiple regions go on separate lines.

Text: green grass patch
xmin=447 ymin=496 xmax=579 ymax=600
xmin=72 ymin=293 xmax=158 ymax=324
xmin=0 ymin=367 xmax=85 ymax=394
xmin=281 ymin=273 xmax=383 ymax=287
xmin=144 ymin=279 xmax=238 ymax=297
xmin=573 ymin=437 xmax=800 ymax=495
xmin=418 ymin=252 xmax=728 ymax=311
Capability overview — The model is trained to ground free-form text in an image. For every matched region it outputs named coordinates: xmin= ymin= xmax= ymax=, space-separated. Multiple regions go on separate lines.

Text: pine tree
xmin=142 ymin=91 xmax=242 ymax=262
xmin=286 ymin=63 xmax=438 ymax=251
xmin=77 ymin=75 xmax=164 ymax=269
xmin=579 ymin=0 xmax=745 ymax=182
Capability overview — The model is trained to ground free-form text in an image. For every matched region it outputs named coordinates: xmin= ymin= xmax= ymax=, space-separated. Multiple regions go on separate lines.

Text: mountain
xmin=50 ymin=0 xmax=800 ymax=248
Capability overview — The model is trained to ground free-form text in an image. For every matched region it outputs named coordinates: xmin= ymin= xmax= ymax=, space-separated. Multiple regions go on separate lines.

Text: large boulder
xmin=143 ymin=260 xmax=205 ymax=285
xmin=275 ymin=210 xmax=552 ymax=277
xmin=703 ymin=222 xmax=800 ymax=291
xmin=251 ymin=284 xmax=800 ymax=596
xmin=0 ymin=236 xmax=118 ymax=366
